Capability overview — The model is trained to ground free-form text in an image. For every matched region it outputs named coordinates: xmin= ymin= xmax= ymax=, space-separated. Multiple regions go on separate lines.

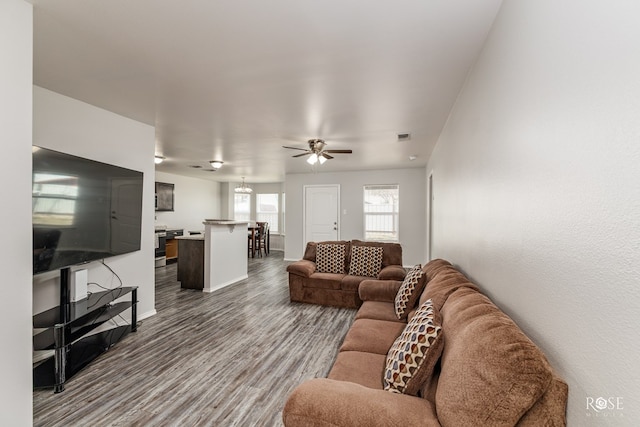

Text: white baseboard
xmin=138 ymin=309 xmax=157 ymax=321
xmin=203 ymin=274 xmax=249 ymax=293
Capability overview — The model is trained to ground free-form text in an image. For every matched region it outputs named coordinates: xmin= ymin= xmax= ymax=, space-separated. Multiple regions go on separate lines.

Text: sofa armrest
xmin=359 ymin=279 xmax=402 ymax=302
xmin=378 ymin=265 xmax=407 ymax=281
xmin=283 ymin=378 xmax=440 ymax=427
xmin=287 ymin=260 xmax=316 ymax=277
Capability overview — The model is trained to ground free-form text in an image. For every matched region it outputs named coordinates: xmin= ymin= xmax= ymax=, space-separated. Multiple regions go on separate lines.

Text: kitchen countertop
xmin=175 ymin=235 xmax=204 ymax=241
xmin=203 ymin=219 xmax=250 ymax=225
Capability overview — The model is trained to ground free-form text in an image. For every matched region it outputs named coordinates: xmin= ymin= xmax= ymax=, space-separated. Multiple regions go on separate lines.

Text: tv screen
xmin=32 ymin=146 xmax=144 ymax=274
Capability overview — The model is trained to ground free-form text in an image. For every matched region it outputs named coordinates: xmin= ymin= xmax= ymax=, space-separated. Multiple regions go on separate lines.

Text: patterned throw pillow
xmin=394 ymin=265 xmax=426 ymax=320
xmin=316 ymin=244 xmax=346 ymax=274
xmin=384 ymin=299 xmax=444 ymax=395
xmin=348 ymin=245 xmax=383 ymax=277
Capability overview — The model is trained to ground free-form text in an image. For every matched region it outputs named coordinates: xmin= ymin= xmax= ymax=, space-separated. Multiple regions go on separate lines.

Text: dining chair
xmin=257 ymin=222 xmax=269 ymax=256
xmin=248 ymin=224 xmax=258 ymax=257
xmin=251 ymin=222 xmax=268 ymax=257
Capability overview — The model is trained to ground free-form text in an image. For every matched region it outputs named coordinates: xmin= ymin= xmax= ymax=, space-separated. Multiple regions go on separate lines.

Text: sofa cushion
xmin=303 ymin=240 xmax=351 ymax=266
xmin=328 ymin=351 xmax=386 ymax=390
xmin=422 ymin=258 xmax=453 ymax=281
xmin=354 ymin=301 xmax=405 ymax=323
xmin=282 ymin=378 xmax=441 ymax=427
xmin=436 ymin=287 xmax=553 ymax=426
xmin=305 ymin=273 xmax=344 ymax=290
xmin=341 ymin=274 xmax=372 ymax=292
xmin=351 ymin=240 xmax=402 ymax=267
xmin=348 ymin=245 xmax=383 ymax=277
xmin=383 ymin=299 xmax=443 ymax=396
xmin=340 ymin=318 xmax=406 ymax=355
xmin=316 ymin=243 xmax=347 ymax=274
xmin=419 ymin=266 xmax=480 ymax=311
xmin=394 ymin=265 xmax=427 ymax=320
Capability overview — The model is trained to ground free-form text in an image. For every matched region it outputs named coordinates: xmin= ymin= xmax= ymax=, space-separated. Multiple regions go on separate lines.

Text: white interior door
xmin=304 ymin=185 xmax=339 ymax=244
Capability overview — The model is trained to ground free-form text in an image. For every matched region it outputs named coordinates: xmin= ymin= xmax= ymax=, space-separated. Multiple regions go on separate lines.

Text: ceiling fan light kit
xmin=284 ymin=138 xmax=352 ymax=166
xmin=209 ymin=160 xmax=224 ymax=170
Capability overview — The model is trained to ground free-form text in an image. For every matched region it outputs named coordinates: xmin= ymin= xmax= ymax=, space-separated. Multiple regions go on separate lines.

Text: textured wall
xmin=427 ymin=1 xmax=640 ymax=424
xmin=154 ymin=171 xmax=221 ymax=232
xmin=285 ymin=168 xmax=426 ymax=266
xmin=33 ymin=86 xmax=156 ymax=320
xmin=0 ymin=0 xmax=33 ymax=424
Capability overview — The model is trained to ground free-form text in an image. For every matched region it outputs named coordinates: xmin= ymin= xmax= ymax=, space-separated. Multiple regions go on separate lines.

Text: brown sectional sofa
xmin=287 ymin=240 xmax=407 ymax=308
xmin=283 ymin=259 xmax=568 ymax=426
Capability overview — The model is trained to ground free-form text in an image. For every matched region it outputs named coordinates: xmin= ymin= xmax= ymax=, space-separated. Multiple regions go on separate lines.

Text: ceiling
xmin=31 ymin=0 xmax=503 ymax=183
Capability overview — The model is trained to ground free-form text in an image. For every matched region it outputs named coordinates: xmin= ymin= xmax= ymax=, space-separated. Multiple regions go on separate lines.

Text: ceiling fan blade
xmin=292 ymin=152 xmax=311 ymax=158
xmin=282 ymin=145 xmax=309 ymax=151
xmin=321 ymin=152 xmax=334 ymax=159
xmin=324 ymin=149 xmax=352 ymax=154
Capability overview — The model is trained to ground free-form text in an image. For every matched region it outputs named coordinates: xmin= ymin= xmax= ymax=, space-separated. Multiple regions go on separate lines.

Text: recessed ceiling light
xmin=409 ymin=155 xmax=418 ymax=161
xmin=210 ymin=160 xmax=224 ymax=169
xmin=189 ymin=165 xmax=203 ymax=168
xmin=154 ymin=155 xmax=165 ymax=164
xmin=397 ymin=133 xmax=411 ymax=141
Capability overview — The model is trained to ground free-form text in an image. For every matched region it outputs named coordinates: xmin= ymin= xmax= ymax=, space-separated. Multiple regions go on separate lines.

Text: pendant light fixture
xmin=235 ymin=177 xmax=253 ymax=193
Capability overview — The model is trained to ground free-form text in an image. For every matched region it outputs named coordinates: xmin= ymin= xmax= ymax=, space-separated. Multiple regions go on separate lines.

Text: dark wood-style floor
xmin=33 ymin=253 xmax=356 ymax=426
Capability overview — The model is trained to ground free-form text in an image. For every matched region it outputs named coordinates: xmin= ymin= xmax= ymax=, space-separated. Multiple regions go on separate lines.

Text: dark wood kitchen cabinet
xmin=155 ymin=182 xmax=174 ymax=211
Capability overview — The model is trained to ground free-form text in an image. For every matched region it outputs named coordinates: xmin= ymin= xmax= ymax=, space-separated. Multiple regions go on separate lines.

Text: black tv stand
xmin=33 ymin=267 xmax=138 ymax=393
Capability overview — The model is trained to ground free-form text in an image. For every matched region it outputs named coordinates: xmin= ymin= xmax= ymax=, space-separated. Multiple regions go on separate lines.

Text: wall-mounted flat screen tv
xmin=32 ymin=146 xmax=144 ymax=274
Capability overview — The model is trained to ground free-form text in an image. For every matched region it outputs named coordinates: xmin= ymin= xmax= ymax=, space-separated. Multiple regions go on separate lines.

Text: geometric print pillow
xmin=316 ymin=243 xmax=347 ymax=274
xmin=383 ymin=299 xmax=444 ymax=396
xmin=394 ymin=265 xmax=426 ymax=320
xmin=348 ymin=245 xmax=383 ymax=277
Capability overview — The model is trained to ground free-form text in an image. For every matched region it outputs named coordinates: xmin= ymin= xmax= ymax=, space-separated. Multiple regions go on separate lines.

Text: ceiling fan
xmin=283 ymin=139 xmax=353 ymax=165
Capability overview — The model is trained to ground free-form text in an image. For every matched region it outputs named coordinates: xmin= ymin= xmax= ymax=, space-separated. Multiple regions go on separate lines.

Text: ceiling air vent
xmin=397 ymin=133 xmax=411 ymax=141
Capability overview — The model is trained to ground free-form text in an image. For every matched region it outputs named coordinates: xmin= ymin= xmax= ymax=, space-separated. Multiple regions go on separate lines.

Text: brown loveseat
xmin=283 ymin=259 xmax=568 ymax=426
xmin=287 ymin=240 xmax=407 ymax=309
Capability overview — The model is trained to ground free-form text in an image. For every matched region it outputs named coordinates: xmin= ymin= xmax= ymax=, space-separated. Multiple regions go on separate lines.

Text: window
xmin=364 ymin=184 xmax=399 ymax=241
xmin=256 ymin=193 xmax=279 ymax=233
xmin=234 ymin=193 xmax=251 ymax=221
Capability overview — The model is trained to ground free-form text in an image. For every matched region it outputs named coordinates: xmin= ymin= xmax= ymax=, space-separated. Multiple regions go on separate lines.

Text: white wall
xmin=154 ymin=171 xmax=221 ymax=233
xmin=0 ymin=0 xmax=33 ymax=424
xmin=285 ymin=168 xmax=425 ymax=265
xmin=427 ymin=1 xmax=640 ymax=424
xmin=33 ymin=87 xmax=156 ymax=321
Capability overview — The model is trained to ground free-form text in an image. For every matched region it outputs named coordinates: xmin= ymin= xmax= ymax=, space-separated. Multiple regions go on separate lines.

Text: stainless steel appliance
xmin=155 ymin=230 xmax=167 ymax=267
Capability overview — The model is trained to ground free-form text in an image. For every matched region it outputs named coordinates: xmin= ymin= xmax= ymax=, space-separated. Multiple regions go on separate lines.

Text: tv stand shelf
xmin=33 ymin=301 xmax=133 ymax=350
xmin=33 ymin=325 xmax=132 ymax=389
xmin=33 ymin=268 xmax=138 ymax=393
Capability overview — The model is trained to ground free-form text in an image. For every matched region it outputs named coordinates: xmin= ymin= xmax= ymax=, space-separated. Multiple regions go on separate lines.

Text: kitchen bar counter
xmin=175 ymin=220 xmax=249 ymax=292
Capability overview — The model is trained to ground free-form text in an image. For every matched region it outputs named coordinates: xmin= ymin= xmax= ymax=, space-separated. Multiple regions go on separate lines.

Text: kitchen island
xmin=175 ymin=220 xmax=249 ymax=292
